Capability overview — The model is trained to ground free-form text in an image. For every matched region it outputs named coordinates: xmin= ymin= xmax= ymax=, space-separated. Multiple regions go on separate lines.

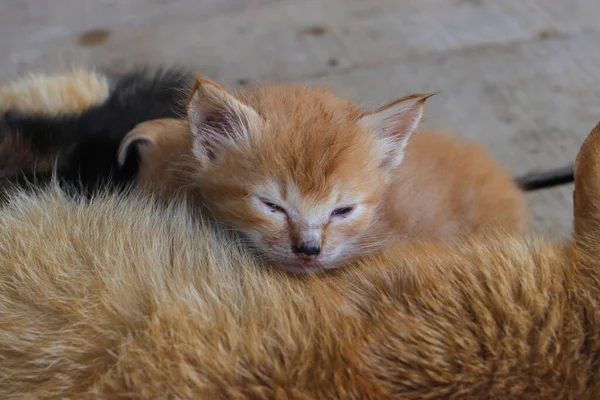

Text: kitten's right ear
xmin=360 ymin=93 xmax=435 ymax=170
xmin=187 ymin=74 xmax=262 ymax=167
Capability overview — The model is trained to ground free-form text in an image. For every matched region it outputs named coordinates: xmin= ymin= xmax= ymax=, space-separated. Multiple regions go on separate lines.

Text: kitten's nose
xmin=292 ymin=241 xmax=321 ymax=257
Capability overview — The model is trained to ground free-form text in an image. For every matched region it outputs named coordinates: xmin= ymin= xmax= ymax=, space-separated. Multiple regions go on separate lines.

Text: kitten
xmin=119 ymin=75 xmax=528 ymax=273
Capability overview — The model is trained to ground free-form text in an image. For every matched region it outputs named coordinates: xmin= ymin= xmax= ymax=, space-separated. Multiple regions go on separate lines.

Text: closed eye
xmin=331 ymin=206 xmax=354 ymax=217
xmin=261 ymin=199 xmax=286 ymax=213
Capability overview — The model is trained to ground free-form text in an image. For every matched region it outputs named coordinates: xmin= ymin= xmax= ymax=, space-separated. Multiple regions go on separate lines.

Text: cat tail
xmin=515 ymin=164 xmax=574 ymax=191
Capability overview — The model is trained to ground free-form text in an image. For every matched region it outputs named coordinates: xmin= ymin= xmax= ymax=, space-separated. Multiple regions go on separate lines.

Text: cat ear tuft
xmin=187 ymin=74 xmax=262 ymax=166
xmin=360 ymin=93 xmax=435 ymax=169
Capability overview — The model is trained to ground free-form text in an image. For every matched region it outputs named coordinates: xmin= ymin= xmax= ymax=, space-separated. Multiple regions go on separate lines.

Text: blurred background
xmin=1 ymin=0 xmax=598 ymax=235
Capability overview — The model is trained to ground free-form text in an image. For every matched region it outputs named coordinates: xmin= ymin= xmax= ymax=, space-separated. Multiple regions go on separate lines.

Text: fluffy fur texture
xmin=121 ymin=76 xmax=528 ymax=272
xmin=0 ymin=123 xmax=600 ymax=399
xmin=0 ymin=68 xmax=193 ymax=193
xmin=0 ymin=68 xmax=110 ymax=116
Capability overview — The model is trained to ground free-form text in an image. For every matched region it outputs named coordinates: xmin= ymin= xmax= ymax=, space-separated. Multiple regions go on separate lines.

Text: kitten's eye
xmin=331 ymin=206 xmax=354 ymax=216
xmin=262 ymin=199 xmax=286 ymax=213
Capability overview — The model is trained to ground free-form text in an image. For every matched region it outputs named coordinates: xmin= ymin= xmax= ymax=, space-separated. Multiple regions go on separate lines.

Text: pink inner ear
xmin=189 ymin=88 xmax=240 ymax=138
xmin=362 ymin=98 xmax=425 ymax=144
xmin=387 ymin=102 xmax=425 ymax=141
xmin=383 ymin=114 xmax=411 ymax=142
xmin=190 ymin=103 xmax=247 ymax=163
xmin=188 ymin=83 xmax=264 ymax=166
xmin=203 ymin=108 xmax=232 ymax=134
xmin=361 ymin=100 xmax=427 ymax=171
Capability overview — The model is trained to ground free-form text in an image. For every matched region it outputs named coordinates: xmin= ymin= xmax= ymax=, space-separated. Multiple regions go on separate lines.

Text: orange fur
xmin=119 ymin=118 xmax=195 ymax=198
xmin=388 ymin=130 xmax=528 ymax=237
xmin=123 ymin=77 xmax=527 ymax=272
xmin=1 ymin=123 xmax=600 ymax=399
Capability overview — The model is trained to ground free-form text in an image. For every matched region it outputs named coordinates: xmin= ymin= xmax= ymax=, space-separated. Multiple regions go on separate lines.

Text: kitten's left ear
xmin=360 ymin=93 xmax=435 ymax=169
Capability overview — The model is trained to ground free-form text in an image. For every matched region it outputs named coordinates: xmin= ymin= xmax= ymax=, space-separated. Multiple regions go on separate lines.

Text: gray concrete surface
xmin=2 ymin=0 xmax=599 ymax=236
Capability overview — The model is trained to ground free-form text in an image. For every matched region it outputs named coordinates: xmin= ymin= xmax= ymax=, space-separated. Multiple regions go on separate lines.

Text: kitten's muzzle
xmin=292 ymin=241 xmax=321 ymax=258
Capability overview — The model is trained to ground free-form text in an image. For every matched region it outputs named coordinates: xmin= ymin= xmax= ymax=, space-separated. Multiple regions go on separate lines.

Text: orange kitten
xmin=119 ymin=76 xmax=527 ymax=273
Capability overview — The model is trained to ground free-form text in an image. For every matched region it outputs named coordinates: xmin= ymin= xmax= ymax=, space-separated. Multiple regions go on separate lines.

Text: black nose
xmin=292 ymin=242 xmax=321 ymax=257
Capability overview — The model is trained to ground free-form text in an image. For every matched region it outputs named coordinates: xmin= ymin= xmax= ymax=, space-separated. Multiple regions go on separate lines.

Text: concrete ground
xmin=1 ymin=0 xmax=599 ymax=236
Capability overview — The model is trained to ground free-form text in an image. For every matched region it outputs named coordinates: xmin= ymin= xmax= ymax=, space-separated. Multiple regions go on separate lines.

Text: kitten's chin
xmin=277 ymin=260 xmax=339 ymax=274
xmin=278 ymin=264 xmax=323 ymax=274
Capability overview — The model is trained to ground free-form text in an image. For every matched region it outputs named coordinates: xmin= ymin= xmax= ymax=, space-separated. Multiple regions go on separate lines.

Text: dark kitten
xmin=0 ymin=68 xmax=194 ymax=195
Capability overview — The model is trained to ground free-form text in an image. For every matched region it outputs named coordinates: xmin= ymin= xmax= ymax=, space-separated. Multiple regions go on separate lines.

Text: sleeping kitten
xmin=119 ymin=75 xmax=528 ymax=273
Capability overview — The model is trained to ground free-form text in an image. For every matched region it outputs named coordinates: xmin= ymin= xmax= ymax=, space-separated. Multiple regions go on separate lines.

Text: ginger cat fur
xmin=1 ymin=123 xmax=600 ymax=399
xmin=120 ymin=76 xmax=527 ymax=272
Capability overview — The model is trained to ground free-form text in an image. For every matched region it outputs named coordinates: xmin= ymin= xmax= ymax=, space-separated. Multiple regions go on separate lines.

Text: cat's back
xmin=387 ymin=131 xmax=528 ymax=237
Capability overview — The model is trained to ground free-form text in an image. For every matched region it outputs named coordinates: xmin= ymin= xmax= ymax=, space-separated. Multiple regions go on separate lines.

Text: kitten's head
xmin=183 ymin=76 xmax=431 ymax=273
xmin=121 ymin=76 xmax=431 ymax=273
